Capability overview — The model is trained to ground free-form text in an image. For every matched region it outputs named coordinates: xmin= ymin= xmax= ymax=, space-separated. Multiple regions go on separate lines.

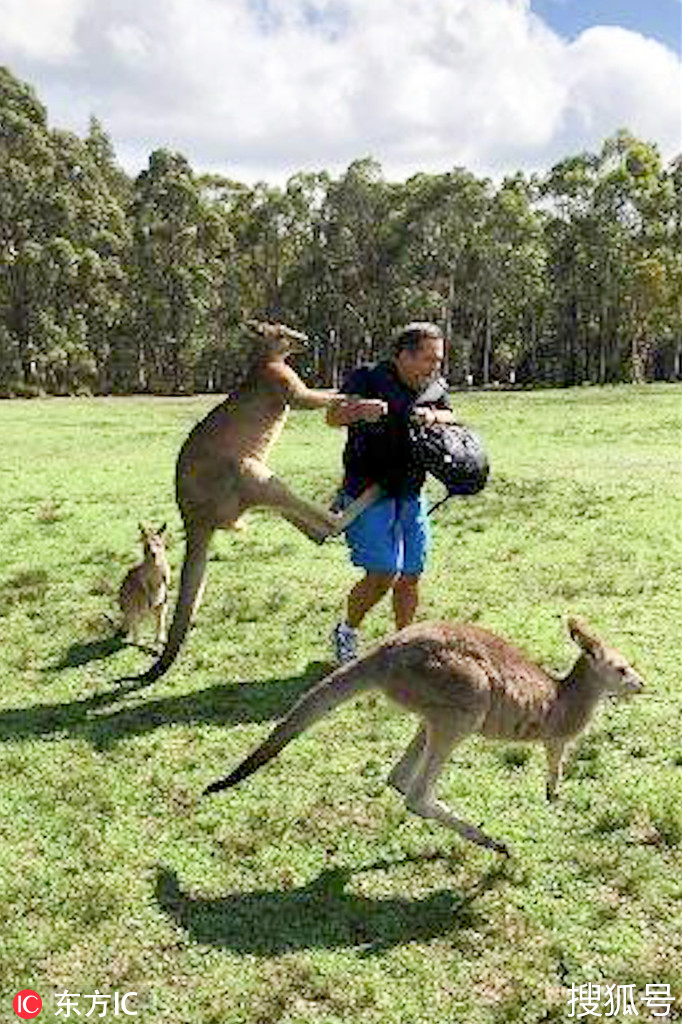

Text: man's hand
xmin=350 ymin=398 xmax=388 ymax=422
xmin=328 ymin=396 xmax=388 ymax=426
xmin=412 ymin=406 xmax=438 ymax=427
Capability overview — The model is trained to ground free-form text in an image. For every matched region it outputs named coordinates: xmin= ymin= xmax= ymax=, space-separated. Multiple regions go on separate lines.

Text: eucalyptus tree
xmin=0 ymin=67 xmax=56 ymax=390
xmin=0 ymin=67 xmax=129 ymax=393
xmin=222 ymin=170 xmax=330 ymax=323
xmin=665 ymin=156 xmax=682 ymax=377
xmin=387 ymin=168 xmax=489 ymax=380
xmin=476 ymin=175 xmax=547 ymax=385
xmin=44 ymin=128 xmax=130 ymax=392
xmin=388 ymin=169 xmax=546 ymax=384
xmin=85 ymin=116 xmax=132 ymax=208
xmin=127 ymin=149 xmax=228 ymax=392
xmin=541 ymin=131 xmax=677 ymax=383
xmin=304 ymin=158 xmax=397 ymax=384
xmin=224 ymin=180 xmax=289 ymax=317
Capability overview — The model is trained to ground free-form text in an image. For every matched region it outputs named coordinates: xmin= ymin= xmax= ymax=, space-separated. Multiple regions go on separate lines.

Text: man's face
xmin=395 ymin=335 xmax=444 ymax=390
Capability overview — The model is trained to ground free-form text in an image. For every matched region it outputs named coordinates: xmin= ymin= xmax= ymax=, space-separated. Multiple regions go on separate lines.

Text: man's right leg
xmin=332 ymin=571 xmax=395 ymax=664
xmin=332 ymin=495 xmax=399 ymax=663
xmin=347 ymin=571 xmax=396 ymax=629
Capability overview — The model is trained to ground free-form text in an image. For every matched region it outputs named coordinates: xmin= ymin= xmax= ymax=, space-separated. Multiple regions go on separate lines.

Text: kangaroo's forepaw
xmin=310 ymin=520 xmax=341 ymax=544
xmin=321 ymin=512 xmax=345 ymax=539
xmin=309 ymin=530 xmax=330 ymax=545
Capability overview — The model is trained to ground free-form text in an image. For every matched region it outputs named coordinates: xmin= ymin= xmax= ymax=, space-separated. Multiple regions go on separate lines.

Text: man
xmin=326 ymin=321 xmax=456 ymax=663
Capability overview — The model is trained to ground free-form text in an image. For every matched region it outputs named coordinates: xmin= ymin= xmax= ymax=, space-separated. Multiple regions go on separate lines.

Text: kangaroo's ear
xmin=158 ymin=522 xmax=167 ymax=536
xmin=567 ymin=616 xmax=604 ymax=656
xmin=138 ymin=522 xmax=146 ymax=536
xmin=243 ymin=319 xmax=275 ymax=338
xmin=277 ymin=323 xmax=309 ymax=343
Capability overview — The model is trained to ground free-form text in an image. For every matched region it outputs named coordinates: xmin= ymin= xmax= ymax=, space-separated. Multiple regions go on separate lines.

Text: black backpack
xmin=408 ymin=378 xmax=489 ymax=512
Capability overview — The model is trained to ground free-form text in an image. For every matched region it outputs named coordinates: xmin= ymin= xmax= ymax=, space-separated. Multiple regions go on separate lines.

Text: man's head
xmin=392 ymin=322 xmax=444 ymax=390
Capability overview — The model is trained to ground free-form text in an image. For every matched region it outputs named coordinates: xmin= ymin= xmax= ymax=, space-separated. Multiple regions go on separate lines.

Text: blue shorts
xmin=339 ymin=492 xmax=431 ymax=576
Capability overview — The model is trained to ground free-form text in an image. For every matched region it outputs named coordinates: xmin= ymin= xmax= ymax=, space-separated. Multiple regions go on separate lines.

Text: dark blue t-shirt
xmin=341 ymin=361 xmax=450 ymax=497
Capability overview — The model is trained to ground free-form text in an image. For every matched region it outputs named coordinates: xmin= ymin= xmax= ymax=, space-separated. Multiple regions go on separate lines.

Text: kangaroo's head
xmin=567 ymin=616 xmax=644 ymax=698
xmin=244 ymin=319 xmax=309 ymax=361
xmin=139 ymin=522 xmax=167 ymax=561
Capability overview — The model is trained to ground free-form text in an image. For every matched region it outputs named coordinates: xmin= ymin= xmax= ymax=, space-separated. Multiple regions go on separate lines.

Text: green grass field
xmin=1 ymin=385 xmax=681 ymax=1023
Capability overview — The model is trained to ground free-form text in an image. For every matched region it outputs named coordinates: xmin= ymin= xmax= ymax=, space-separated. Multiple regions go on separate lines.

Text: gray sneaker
xmin=332 ymin=621 xmax=358 ymax=664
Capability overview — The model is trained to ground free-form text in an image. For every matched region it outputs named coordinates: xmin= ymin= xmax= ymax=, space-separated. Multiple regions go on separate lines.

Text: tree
xmin=126 ymin=150 xmax=229 ymax=392
xmin=0 ymin=68 xmax=129 ymax=393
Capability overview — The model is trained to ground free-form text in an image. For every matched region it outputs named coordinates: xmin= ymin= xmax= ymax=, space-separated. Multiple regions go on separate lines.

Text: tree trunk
xmin=483 ymin=300 xmax=492 ymax=386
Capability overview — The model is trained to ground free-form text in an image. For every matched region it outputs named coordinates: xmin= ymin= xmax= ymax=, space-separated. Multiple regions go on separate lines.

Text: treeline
xmin=1 ymin=66 xmax=681 ymax=395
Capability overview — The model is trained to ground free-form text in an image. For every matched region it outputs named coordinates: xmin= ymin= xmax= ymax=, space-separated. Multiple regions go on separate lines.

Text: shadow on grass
xmin=0 ymin=663 xmax=329 ymax=750
xmin=48 ymin=636 xmax=126 ymax=670
xmin=0 ymin=568 xmax=50 ymax=614
xmin=155 ymin=856 xmax=509 ymax=955
xmin=47 ymin=636 xmax=160 ymax=671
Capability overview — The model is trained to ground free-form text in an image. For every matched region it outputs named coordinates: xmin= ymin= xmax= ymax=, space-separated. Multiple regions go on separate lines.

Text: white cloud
xmin=107 ymin=24 xmax=150 ymax=66
xmin=0 ymin=0 xmax=88 ymax=61
xmin=566 ymin=27 xmax=682 ymax=148
xmin=0 ymin=0 xmax=679 ymax=181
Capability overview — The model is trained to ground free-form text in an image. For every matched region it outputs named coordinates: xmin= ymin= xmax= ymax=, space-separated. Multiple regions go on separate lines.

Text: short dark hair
xmin=392 ymin=321 xmax=443 ymax=357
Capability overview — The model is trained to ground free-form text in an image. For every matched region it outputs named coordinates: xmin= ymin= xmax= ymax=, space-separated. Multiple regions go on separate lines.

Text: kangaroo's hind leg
xmin=153 ymin=602 xmax=168 ymax=646
xmin=240 ymin=459 xmax=342 ymax=543
xmin=120 ymin=613 xmax=138 ymax=644
xmin=330 ymin=485 xmax=382 ymax=535
xmin=544 ymin=737 xmax=568 ymax=803
xmin=387 ymin=724 xmax=427 ymax=795
xmin=404 ymin=717 xmax=510 ymax=855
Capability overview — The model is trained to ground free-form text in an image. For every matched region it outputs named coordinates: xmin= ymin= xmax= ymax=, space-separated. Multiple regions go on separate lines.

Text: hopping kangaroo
xmin=126 ymin=321 xmax=384 ymax=685
xmin=118 ymin=523 xmax=170 ymax=646
xmin=205 ymin=617 xmax=643 ymax=855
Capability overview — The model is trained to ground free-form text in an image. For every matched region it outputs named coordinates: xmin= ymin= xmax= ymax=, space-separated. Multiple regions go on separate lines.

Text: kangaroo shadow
xmin=155 ymin=856 xmax=509 ymax=956
xmin=47 ymin=635 xmax=160 ymax=672
xmin=0 ymin=663 xmax=329 ymax=751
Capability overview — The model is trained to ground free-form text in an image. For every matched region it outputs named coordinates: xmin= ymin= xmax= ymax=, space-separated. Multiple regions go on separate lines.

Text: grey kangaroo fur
xmin=117 ymin=523 xmax=170 ymax=646
xmin=121 ymin=321 xmax=381 ymax=686
xmin=204 ymin=617 xmax=643 ymax=856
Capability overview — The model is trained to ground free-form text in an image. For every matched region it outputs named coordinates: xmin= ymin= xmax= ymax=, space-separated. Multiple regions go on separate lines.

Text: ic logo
xmin=13 ymin=991 xmax=43 ymax=1019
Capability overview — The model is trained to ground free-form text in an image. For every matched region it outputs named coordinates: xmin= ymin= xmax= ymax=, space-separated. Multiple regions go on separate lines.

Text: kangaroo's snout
xmin=625 ymin=670 xmax=645 ymax=694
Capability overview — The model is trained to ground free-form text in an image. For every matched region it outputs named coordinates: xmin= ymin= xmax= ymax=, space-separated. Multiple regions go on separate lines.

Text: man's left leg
xmin=392 ymin=493 xmax=431 ymax=630
xmin=392 ymin=573 xmax=420 ymax=629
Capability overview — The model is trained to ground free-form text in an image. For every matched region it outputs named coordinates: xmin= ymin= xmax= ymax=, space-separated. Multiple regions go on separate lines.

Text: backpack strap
xmin=411 ymin=375 xmax=449 ymax=410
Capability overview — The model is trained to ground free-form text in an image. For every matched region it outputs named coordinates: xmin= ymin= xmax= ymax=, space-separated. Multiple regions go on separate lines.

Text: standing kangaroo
xmin=124 ymin=321 xmax=385 ymax=685
xmin=205 ymin=617 xmax=643 ymax=855
xmin=118 ymin=523 xmax=170 ymax=646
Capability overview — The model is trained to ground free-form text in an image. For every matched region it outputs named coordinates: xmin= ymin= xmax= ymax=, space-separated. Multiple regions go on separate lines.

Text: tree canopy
xmin=0 ymin=67 xmax=680 ymax=395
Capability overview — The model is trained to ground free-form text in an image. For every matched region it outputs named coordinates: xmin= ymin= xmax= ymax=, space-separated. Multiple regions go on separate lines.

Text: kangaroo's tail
xmin=203 ymin=655 xmax=378 ymax=795
xmin=117 ymin=524 xmax=212 ymax=686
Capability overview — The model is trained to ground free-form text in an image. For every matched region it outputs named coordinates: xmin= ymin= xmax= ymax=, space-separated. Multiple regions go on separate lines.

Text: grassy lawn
xmin=0 ymin=384 xmax=681 ymax=1023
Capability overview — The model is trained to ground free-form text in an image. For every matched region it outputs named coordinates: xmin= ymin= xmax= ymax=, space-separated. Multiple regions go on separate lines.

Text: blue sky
xmin=530 ymin=0 xmax=681 ymax=53
xmin=0 ymin=0 xmax=679 ymax=183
